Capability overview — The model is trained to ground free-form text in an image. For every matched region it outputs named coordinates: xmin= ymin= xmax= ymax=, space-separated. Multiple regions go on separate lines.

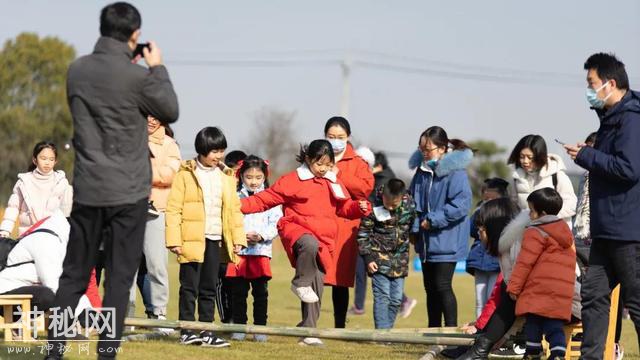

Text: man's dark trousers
xmin=580 ymin=239 xmax=640 ymax=359
xmin=47 ymin=197 xmax=147 ymax=358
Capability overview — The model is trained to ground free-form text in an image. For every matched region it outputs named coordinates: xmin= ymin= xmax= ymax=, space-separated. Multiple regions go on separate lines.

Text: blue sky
xmin=1 ymin=0 xmax=639 ymax=177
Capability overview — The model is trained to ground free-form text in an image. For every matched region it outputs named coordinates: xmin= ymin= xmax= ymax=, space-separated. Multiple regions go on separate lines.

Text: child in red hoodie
xmin=507 ymin=188 xmax=576 ymax=359
xmin=241 ymin=139 xmax=370 ymax=346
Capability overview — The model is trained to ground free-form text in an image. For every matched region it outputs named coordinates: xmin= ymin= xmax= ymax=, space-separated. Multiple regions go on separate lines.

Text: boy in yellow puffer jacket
xmin=166 ymin=127 xmax=246 ymax=348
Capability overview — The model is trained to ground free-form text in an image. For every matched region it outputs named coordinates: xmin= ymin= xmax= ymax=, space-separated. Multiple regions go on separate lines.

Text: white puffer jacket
xmin=510 ymin=154 xmax=577 ymax=225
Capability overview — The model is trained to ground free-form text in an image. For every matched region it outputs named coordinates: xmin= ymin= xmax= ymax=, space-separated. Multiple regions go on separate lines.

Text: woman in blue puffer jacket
xmin=465 ymin=178 xmax=509 ymax=318
xmin=410 ymin=126 xmax=473 ymax=328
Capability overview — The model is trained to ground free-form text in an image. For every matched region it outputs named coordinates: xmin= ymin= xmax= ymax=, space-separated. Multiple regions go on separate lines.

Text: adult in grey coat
xmin=46 ymin=3 xmax=178 ymax=359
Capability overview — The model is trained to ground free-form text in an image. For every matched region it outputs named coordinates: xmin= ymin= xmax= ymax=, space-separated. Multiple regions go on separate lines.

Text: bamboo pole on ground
xmin=124 ymin=318 xmax=475 ymax=346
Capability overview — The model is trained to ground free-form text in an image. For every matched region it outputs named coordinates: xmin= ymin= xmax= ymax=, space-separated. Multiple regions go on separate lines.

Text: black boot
xmin=455 ymin=336 xmax=493 ymax=360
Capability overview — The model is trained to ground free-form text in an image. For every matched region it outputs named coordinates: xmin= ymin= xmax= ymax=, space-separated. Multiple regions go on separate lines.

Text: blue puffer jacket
xmin=465 ymin=208 xmax=500 ymax=274
xmin=410 ymin=149 xmax=473 ymax=263
xmin=576 ymin=90 xmax=640 ymax=242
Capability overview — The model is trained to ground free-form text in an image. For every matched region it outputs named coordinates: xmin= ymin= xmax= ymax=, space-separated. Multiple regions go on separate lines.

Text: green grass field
xmin=0 ymin=241 xmax=638 ymax=359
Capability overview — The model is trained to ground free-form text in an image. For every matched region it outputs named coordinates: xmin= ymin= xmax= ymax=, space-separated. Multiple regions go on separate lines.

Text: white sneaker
xmin=615 ymin=343 xmax=624 ymax=360
xmin=155 ymin=315 xmax=175 ymax=335
xmin=298 ymin=337 xmax=324 ymax=346
xmin=291 ymin=284 xmax=319 ymax=303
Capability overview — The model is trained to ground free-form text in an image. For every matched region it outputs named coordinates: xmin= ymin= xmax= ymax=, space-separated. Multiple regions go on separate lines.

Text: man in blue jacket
xmin=565 ymin=53 xmax=640 ymax=360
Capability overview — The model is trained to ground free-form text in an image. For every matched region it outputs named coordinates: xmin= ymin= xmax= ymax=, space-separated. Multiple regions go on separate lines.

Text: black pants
xmin=179 ymin=240 xmax=220 ymax=331
xmin=230 ymin=277 xmax=269 ymax=325
xmin=484 ymin=280 xmax=517 ymax=343
xmin=217 ymin=263 xmax=233 ymax=324
xmin=422 ymin=261 xmax=457 ymax=327
xmin=332 ymin=286 xmax=349 ymax=328
xmin=47 ymin=198 xmax=148 ymax=359
xmin=0 ymin=286 xmax=56 ymax=321
xmin=581 ymin=239 xmax=640 ymax=359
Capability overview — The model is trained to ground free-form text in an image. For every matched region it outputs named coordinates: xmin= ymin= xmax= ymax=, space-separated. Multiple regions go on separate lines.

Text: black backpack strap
xmin=18 ymin=228 xmax=59 ymax=241
xmin=4 ymin=229 xmax=59 ymax=269
xmin=4 ymin=260 xmax=35 ymax=269
xmin=552 ymin=173 xmax=558 ymax=190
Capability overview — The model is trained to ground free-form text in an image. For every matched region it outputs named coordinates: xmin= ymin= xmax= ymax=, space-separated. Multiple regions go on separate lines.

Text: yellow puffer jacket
xmin=165 ymin=159 xmax=246 ymax=264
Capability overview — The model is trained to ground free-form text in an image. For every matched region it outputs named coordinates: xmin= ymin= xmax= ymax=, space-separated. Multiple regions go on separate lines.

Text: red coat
xmin=507 ymin=218 xmax=576 ymax=321
xmin=241 ymin=166 xmax=371 ymax=286
xmin=334 ymin=144 xmax=374 ymax=287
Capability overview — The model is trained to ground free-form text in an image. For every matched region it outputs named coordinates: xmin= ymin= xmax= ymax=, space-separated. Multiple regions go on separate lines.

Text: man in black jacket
xmin=46 ymin=2 xmax=178 ymax=359
xmin=565 ymin=53 xmax=640 ymax=360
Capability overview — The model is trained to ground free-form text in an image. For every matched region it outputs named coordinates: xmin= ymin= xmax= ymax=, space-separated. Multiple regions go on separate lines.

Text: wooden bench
xmin=0 ymin=294 xmax=33 ymax=341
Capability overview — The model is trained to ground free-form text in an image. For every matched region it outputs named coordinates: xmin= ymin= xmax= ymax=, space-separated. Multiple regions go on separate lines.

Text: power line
xmin=355 ymin=60 xmax=583 ymax=86
xmin=165 ymin=52 xmax=588 ymax=87
xmin=167 ymin=59 xmax=340 ymax=67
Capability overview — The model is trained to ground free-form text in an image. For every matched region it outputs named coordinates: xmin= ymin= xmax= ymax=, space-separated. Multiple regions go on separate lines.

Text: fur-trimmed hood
xmin=417 ymin=148 xmax=473 ymax=177
xmin=435 ymin=148 xmax=473 ymax=177
xmin=498 ymin=210 xmax=530 ymax=281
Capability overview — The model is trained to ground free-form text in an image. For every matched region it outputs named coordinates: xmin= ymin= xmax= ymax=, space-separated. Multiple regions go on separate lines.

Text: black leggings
xmin=422 ymin=261 xmax=457 ymax=327
xmin=231 ymin=277 xmax=268 ymax=325
xmin=332 ymin=286 xmax=349 ymax=328
xmin=0 ymin=286 xmax=56 ymax=321
xmin=484 ymin=281 xmax=517 ymax=342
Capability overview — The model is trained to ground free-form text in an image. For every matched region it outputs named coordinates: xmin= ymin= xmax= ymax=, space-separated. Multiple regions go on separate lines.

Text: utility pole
xmin=340 ymin=53 xmax=353 ymax=118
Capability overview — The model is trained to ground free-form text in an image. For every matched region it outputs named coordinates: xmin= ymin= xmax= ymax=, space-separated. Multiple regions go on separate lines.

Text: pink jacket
xmin=1 ymin=170 xmax=73 ymax=236
xmin=149 ymin=126 xmax=181 ymax=211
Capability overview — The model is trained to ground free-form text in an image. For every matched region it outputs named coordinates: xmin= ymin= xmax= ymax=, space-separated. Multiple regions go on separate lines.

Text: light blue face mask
xmin=422 ymin=159 xmax=438 ymax=169
xmin=327 ymin=138 xmax=347 ymax=153
xmin=585 ymin=81 xmax=612 ymax=109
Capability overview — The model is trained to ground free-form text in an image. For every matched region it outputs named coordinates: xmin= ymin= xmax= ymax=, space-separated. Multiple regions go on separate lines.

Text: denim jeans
xmin=474 ymin=270 xmax=499 ymax=318
xmin=371 ymin=273 xmax=404 ymax=329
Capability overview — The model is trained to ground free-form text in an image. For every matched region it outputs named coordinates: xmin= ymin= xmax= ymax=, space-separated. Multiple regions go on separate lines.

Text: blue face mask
xmin=422 ymin=159 xmax=438 ymax=169
xmin=327 ymin=138 xmax=347 ymax=153
xmin=585 ymin=81 xmax=612 ymax=109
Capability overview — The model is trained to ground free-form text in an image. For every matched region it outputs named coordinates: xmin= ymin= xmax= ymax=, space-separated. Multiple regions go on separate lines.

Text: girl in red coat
xmin=241 ymin=139 xmax=370 ymax=346
xmin=507 ymin=188 xmax=576 ymax=359
xmin=324 ymin=117 xmax=374 ymax=328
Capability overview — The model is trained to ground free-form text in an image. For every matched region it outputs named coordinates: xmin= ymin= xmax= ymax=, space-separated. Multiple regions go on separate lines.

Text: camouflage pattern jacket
xmin=357 ymin=191 xmax=417 ymax=278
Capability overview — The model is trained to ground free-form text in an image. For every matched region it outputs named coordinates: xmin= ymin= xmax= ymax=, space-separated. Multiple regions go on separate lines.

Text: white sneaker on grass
xmin=154 ymin=314 xmax=175 ymax=335
xmin=254 ymin=334 xmax=268 ymax=342
xmin=231 ymin=332 xmax=246 ymax=341
xmin=200 ymin=331 xmax=230 ymax=348
xmin=179 ymin=331 xmax=203 ymax=346
xmin=298 ymin=337 xmax=324 ymax=346
xmin=291 ymin=284 xmax=319 ymax=303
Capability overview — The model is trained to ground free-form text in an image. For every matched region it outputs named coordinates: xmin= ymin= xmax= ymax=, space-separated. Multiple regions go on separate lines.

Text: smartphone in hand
xmin=554 ymin=139 xmax=566 ymax=146
xmin=133 ymin=43 xmax=150 ymax=58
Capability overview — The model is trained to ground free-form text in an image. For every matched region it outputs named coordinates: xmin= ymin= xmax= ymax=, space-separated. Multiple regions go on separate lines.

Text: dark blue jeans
xmin=371 ymin=273 xmax=404 ymax=329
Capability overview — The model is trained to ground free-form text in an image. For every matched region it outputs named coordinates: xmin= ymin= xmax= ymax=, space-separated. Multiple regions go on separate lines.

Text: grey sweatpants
xmin=128 ymin=212 xmax=170 ymax=316
xmin=292 ymin=235 xmax=325 ymax=328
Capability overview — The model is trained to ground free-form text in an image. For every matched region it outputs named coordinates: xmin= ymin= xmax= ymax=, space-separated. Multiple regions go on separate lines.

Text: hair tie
xmin=234 ymin=159 xmax=245 ymax=179
xmin=263 ymin=159 xmax=270 ymax=178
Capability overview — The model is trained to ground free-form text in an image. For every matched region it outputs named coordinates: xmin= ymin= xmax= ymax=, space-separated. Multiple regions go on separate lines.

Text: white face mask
xmin=327 ymin=138 xmax=347 ymax=153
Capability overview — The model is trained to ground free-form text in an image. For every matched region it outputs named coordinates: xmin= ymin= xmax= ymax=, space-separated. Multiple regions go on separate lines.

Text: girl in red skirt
xmin=227 ymin=155 xmax=282 ymax=342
